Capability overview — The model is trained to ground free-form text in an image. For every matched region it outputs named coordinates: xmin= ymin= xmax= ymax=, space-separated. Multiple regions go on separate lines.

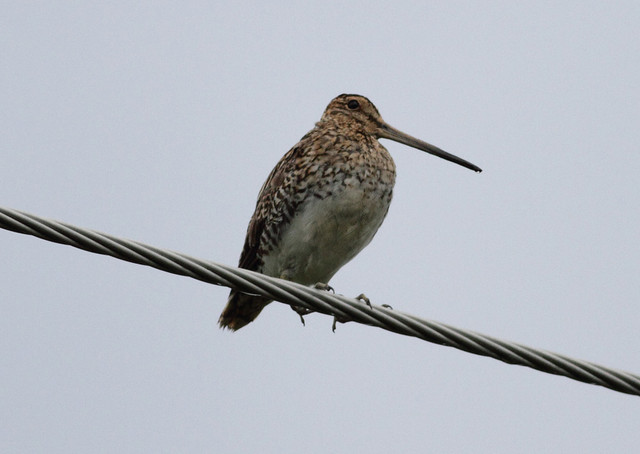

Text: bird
xmin=219 ymin=94 xmax=481 ymax=330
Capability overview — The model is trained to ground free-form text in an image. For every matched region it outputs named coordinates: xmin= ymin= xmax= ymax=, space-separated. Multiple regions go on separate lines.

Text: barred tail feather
xmin=218 ymin=291 xmax=271 ymax=331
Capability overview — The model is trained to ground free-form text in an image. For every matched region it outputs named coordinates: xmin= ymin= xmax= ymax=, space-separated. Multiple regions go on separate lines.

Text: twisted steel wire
xmin=1 ymin=206 xmax=639 ymax=396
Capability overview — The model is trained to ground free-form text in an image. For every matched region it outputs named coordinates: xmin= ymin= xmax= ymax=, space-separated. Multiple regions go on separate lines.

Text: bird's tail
xmin=218 ymin=290 xmax=271 ymax=331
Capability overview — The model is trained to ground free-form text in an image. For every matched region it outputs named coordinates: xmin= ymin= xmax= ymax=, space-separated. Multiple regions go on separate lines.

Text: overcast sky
xmin=2 ymin=1 xmax=639 ymax=452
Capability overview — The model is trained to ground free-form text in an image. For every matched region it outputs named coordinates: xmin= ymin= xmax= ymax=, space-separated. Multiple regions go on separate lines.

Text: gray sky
xmin=2 ymin=1 xmax=639 ymax=452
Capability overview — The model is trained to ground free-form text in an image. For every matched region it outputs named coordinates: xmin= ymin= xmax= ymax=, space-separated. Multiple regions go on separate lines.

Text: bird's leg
xmin=332 ymin=293 xmax=373 ymax=332
xmin=291 ymin=282 xmax=335 ymax=326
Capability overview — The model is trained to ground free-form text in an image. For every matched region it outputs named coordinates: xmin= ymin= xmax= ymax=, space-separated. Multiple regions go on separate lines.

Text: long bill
xmin=378 ymin=123 xmax=482 ymax=173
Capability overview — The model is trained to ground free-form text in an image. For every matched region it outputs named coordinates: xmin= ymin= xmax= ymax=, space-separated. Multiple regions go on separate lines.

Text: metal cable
xmin=1 ymin=206 xmax=638 ymax=396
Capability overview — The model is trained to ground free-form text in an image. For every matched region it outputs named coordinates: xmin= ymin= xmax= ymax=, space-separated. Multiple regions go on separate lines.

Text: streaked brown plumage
xmin=219 ymin=94 xmax=481 ymax=330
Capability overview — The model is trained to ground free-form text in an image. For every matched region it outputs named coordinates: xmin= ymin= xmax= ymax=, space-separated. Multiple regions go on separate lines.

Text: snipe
xmin=219 ymin=94 xmax=481 ymax=330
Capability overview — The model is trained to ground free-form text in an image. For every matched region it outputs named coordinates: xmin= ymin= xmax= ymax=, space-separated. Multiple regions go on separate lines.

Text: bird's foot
xmin=292 ymin=282 xmax=335 ymax=326
xmin=332 ymin=293 xmax=373 ymax=332
xmin=354 ymin=293 xmax=372 ymax=309
xmin=314 ymin=282 xmax=335 ymax=293
xmin=291 ymin=305 xmax=313 ymax=326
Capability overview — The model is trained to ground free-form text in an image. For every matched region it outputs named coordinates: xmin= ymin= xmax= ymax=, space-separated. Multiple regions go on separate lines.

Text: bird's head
xmin=321 ymin=94 xmax=482 ymax=173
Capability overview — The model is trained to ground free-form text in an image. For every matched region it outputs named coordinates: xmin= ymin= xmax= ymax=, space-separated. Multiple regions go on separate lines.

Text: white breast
xmin=261 ymin=182 xmax=391 ymax=285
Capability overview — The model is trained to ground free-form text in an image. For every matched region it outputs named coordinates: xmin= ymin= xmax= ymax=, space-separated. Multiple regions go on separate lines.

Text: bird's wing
xmin=236 ymin=144 xmax=305 ymax=272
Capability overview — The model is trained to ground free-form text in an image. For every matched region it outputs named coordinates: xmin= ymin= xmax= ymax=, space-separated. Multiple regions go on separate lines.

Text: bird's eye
xmin=347 ymin=99 xmax=360 ymax=110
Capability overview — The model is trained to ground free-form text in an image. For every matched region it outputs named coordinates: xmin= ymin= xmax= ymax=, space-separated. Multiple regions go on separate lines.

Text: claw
xmin=291 ymin=305 xmax=313 ymax=326
xmin=355 ymin=293 xmax=372 ymax=309
xmin=331 ymin=314 xmax=350 ymax=332
xmin=290 ymin=283 xmax=336 ymax=326
xmin=381 ymin=304 xmax=393 ymax=310
xmin=314 ymin=282 xmax=335 ymax=293
xmin=290 ymin=284 xmax=337 ymax=326
xmin=332 ymin=292 xmax=373 ymax=332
